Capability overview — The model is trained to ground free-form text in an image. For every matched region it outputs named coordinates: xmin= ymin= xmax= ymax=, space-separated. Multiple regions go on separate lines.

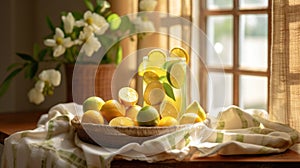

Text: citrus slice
xmin=143 ymin=71 xmax=160 ymax=84
xmin=163 ymin=59 xmax=181 ymax=70
xmin=125 ymin=105 xmax=142 ymax=126
xmin=185 ymin=101 xmax=206 ymax=121
xmin=100 ymin=100 xmax=126 ymax=122
xmin=137 ymin=106 xmax=160 ymax=127
xmin=143 ymin=81 xmax=165 ymax=105
xmin=147 ymin=49 xmax=167 ymax=67
xmin=158 ymin=116 xmax=178 ymax=127
xmin=81 ymin=110 xmax=104 ymax=124
xmin=179 ymin=113 xmax=201 ymax=125
xmin=109 ymin=116 xmax=135 ymax=127
xmin=159 ymin=99 xmax=179 ymax=119
xmin=138 ymin=62 xmax=166 ymax=77
xmin=170 ymin=47 xmax=189 ymax=64
xmin=118 ymin=87 xmax=138 ymax=107
xmin=167 ymin=62 xmax=186 ymax=89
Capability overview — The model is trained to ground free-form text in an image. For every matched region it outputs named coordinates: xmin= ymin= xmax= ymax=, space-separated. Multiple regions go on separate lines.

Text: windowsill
xmin=0 ymin=111 xmax=299 ymax=167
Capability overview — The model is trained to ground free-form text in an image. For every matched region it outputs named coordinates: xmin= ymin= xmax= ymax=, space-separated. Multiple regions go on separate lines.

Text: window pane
xmin=207 ymin=0 xmax=233 ymax=10
xmin=207 ymin=72 xmax=233 ymax=116
xmin=239 ymin=14 xmax=268 ymax=70
xmin=239 ymin=75 xmax=268 ymax=110
xmin=239 ymin=0 xmax=268 ymax=9
xmin=207 ymin=16 xmax=233 ymax=67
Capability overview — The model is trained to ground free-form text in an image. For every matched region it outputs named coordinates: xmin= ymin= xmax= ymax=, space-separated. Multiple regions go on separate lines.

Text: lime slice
xmin=170 ymin=47 xmax=189 ymax=64
xmin=163 ymin=59 xmax=181 ymax=70
xmin=185 ymin=101 xmax=206 ymax=121
xmin=167 ymin=62 xmax=186 ymax=89
xmin=159 ymin=99 xmax=179 ymax=119
xmin=143 ymin=81 xmax=165 ymax=105
xmin=118 ymin=87 xmax=139 ymax=107
xmin=148 ymin=49 xmax=167 ymax=67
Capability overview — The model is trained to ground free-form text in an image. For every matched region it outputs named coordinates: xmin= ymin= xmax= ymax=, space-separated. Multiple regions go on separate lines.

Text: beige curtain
xmin=270 ymin=0 xmax=300 ymax=131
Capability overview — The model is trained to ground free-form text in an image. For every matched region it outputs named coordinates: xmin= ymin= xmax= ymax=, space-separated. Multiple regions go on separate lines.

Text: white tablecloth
xmin=1 ymin=103 xmax=300 ymax=168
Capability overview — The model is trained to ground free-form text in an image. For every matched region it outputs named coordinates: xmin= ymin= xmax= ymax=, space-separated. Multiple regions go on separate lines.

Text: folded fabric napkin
xmin=1 ymin=103 xmax=300 ymax=168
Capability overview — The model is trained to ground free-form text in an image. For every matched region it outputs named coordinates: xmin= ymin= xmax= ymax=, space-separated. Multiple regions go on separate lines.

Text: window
xmin=198 ymin=0 xmax=271 ymax=113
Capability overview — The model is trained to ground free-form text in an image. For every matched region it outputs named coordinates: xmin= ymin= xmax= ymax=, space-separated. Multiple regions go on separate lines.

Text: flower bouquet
xmin=0 ymin=0 xmax=157 ymax=105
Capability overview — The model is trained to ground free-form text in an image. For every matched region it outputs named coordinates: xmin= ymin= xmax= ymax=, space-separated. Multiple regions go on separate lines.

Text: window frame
xmin=198 ymin=0 xmax=272 ymax=111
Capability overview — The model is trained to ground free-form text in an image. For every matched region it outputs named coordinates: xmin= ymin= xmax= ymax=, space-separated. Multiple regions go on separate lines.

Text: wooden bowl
xmin=71 ymin=116 xmax=190 ymax=148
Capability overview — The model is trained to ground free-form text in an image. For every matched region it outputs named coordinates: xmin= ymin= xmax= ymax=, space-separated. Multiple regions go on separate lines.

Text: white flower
xmin=133 ymin=17 xmax=155 ymax=33
xmin=39 ymin=69 xmax=61 ymax=86
xmin=62 ymin=12 xmax=75 ymax=34
xmin=28 ymin=88 xmax=45 ymax=105
xmin=78 ymin=27 xmax=101 ymax=56
xmin=76 ymin=11 xmax=109 ymax=35
xmin=79 ymin=26 xmax=94 ymax=41
xmin=44 ymin=28 xmax=73 ymax=57
xmin=35 ymin=80 xmax=45 ymax=92
xmin=82 ymin=35 xmax=101 ymax=57
xmin=100 ymin=1 xmax=111 ymax=13
xmin=139 ymin=0 xmax=157 ymax=11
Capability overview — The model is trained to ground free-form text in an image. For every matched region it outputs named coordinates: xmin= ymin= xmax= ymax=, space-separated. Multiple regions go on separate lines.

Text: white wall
xmin=0 ymin=0 xmax=85 ymax=113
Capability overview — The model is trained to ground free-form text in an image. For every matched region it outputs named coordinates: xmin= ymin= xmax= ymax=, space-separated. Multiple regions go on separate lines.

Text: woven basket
xmin=71 ymin=116 xmax=191 ymax=148
xmin=65 ymin=64 xmax=116 ymax=104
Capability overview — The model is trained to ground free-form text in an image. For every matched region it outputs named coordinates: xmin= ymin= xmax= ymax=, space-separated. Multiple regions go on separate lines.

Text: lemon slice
xmin=143 ymin=81 xmax=165 ymax=105
xmin=170 ymin=47 xmax=190 ymax=64
xmin=179 ymin=113 xmax=201 ymax=125
xmin=125 ymin=105 xmax=142 ymax=126
xmin=167 ymin=62 xmax=186 ymax=89
xmin=118 ymin=87 xmax=139 ymax=107
xmin=143 ymin=71 xmax=160 ymax=84
xmin=138 ymin=62 xmax=166 ymax=77
xmin=185 ymin=101 xmax=206 ymax=121
xmin=148 ymin=49 xmax=167 ymax=67
xmin=158 ymin=116 xmax=178 ymax=127
xmin=109 ymin=116 xmax=135 ymax=127
xmin=159 ymin=99 xmax=179 ymax=119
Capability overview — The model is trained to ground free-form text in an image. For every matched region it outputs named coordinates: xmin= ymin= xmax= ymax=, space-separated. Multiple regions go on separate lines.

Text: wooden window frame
xmin=198 ymin=0 xmax=272 ymax=111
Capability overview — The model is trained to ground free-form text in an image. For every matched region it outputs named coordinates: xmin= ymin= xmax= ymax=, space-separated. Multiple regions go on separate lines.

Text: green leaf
xmin=0 ymin=67 xmax=23 ymax=97
xmin=115 ymin=45 xmax=122 ymax=65
xmin=84 ymin=0 xmax=94 ymax=11
xmin=159 ymin=76 xmax=168 ymax=83
xmin=6 ymin=63 xmax=21 ymax=71
xmin=163 ymin=82 xmax=176 ymax=101
xmin=46 ymin=16 xmax=55 ymax=32
xmin=29 ymin=63 xmax=38 ymax=79
xmin=16 ymin=53 xmax=36 ymax=62
xmin=33 ymin=44 xmax=39 ymax=60
xmin=24 ymin=63 xmax=38 ymax=79
xmin=72 ymin=11 xmax=83 ymax=20
xmin=38 ymin=48 xmax=48 ymax=61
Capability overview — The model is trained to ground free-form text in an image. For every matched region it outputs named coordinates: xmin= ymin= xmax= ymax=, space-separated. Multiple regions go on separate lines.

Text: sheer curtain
xmin=270 ymin=0 xmax=300 ymax=132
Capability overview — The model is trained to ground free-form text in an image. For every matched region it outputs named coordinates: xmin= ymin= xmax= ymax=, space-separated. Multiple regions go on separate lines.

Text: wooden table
xmin=1 ymin=111 xmax=300 ymax=168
